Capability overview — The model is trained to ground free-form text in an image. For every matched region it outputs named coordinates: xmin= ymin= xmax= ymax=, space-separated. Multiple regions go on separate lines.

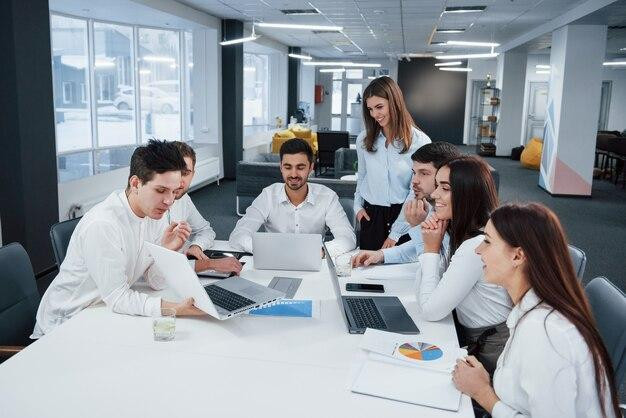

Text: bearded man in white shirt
xmin=169 ymin=141 xmax=242 ymax=275
xmin=228 ymin=138 xmax=356 ymax=258
xmin=32 ymin=140 xmax=205 ymax=338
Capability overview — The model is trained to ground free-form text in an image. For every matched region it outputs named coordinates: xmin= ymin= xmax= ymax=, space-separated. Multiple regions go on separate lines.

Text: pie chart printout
xmin=397 ymin=342 xmax=444 ymax=361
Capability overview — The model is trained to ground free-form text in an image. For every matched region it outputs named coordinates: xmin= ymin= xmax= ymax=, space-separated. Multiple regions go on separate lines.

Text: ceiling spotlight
xmin=304 ymin=61 xmax=381 ymax=67
xmin=436 ymin=28 xmax=466 ymax=34
xmin=255 ymin=22 xmax=343 ymax=31
xmin=436 ymin=52 xmax=498 ymax=60
xmin=603 ymin=61 xmax=626 ymax=66
xmin=288 ymin=53 xmax=313 ymax=60
xmin=446 ymin=41 xmax=500 ymax=48
xmin=435 ymin=61 xmax=463 ymax=67
xmin=439 ymin=67 xmax=472 ymax=72
xmin=443 ymin=6 xmax=486 ymax=13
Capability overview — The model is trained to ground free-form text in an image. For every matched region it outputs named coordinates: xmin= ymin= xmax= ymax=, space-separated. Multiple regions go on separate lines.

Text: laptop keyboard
xmin=204 ymin=285 xmax=255 ymax=312
xmin=346 ymin=298 xmax=387 ymax=330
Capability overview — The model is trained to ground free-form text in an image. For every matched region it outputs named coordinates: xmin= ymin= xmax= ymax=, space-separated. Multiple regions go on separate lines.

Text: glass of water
xmin=334 ymin=252 xmax=353 ymax=277
xmin=153 ymin=308 xmax=176 ymax=342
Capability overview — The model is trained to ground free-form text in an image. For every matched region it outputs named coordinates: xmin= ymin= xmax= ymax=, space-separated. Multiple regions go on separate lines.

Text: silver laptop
xmin=324 ymin=243 xmax=419 ymax=335
xmin=145 ymin=242 xmax=284 ymax=320
xmin=252 ymin=232 xmax=322 ymax=271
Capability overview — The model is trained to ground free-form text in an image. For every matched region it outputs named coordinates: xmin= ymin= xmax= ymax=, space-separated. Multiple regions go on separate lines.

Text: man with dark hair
xmin=33 ymin=140 xmax=205 ymax=338
xmin=168 ymin=142 xmax=241 ymax=274
xmin=229 ymin=138 xmax=355 ymax=257
xmin=352 ymin=141 xmax=460 ymax=266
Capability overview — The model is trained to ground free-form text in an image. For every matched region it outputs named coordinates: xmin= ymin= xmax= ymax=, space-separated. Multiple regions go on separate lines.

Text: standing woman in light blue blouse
xmin=355 ymin=76 xmax=431 ymax=250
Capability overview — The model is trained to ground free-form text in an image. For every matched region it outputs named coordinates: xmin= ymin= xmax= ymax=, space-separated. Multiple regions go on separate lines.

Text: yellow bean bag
xmin=271 ymin=128 xmax=318 ymax=155
xmin=520 ymin=138 xmax=543 ymax=170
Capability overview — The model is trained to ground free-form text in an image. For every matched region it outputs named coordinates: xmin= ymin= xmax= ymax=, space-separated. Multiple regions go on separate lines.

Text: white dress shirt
xmin=415 ymin=235 xmax=512 ymax=328
xmin=354 ymin=126 xmax=431 ymax=217
xmin=228 ymin=182 xmax=356 ymax=257
xmin=167 ymin=193 xmax=216 ymax=251
xmin=32 ymin=191 xmax=165 ymax=338
xmin=492 ymin=289 xmax=615 ymax=418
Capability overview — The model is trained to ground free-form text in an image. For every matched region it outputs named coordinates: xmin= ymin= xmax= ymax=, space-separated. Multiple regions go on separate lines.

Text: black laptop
xmin=325 ymin=245 xmax=419 ymax=335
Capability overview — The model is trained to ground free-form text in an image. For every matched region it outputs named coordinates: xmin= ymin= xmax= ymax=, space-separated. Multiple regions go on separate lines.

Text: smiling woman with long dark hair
xmin=416 ymin=155 xmax=512 ymax=374
xmin=354 ymin=76 xmax=431 ymax=250
xmin=452 ymin=203 xmax=620 ymax=418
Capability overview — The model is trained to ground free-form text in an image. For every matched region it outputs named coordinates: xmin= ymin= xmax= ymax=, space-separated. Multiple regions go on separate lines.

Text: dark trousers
xmin=358 ymin=201 xmax=410 ymax=250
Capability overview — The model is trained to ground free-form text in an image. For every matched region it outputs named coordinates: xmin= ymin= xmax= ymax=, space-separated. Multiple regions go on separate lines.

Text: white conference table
xmin=0 ymin=241 xmax=473 ymax=418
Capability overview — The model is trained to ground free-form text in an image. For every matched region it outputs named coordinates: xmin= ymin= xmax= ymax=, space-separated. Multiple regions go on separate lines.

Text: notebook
xmin=351 ymin=355 xmax=462 ymax=412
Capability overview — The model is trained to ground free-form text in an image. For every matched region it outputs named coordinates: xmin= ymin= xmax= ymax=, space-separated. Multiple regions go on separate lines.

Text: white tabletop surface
xmin=0 ymin=241 xmax=472 ymax=418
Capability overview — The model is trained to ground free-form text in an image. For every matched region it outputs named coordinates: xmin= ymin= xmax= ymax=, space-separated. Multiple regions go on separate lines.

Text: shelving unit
xmin=475 ymin=86 xmax=500 ymax=156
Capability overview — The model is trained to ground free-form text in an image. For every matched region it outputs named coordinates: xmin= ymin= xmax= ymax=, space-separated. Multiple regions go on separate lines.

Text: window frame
xmin=50 ymin=12 xmax=193 ymax=182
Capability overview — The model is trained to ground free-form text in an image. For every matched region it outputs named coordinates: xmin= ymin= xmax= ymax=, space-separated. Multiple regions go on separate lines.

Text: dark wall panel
xmin=397 ymin=58 xmax=467 ymax=144
xmin=0 ymin=0 xmax=59 ymax=273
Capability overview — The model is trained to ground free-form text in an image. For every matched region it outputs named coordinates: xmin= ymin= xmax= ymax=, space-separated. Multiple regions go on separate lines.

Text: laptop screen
xmin=323 ymin=243 xmax=351 ymax=329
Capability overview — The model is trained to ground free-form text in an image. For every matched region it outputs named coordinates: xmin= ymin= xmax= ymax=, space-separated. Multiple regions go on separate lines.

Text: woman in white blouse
xmin=417 ymin=156 xmax=512 ymax=374
xmin=452 ymin=203 xmax=620 ymax=418
xmin=355 ymin=76 xmax=431 ymax=250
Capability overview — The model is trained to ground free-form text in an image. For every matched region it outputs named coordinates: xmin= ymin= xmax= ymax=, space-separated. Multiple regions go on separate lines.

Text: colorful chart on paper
xmin=397 ymin=342 xmax=443 ymax=361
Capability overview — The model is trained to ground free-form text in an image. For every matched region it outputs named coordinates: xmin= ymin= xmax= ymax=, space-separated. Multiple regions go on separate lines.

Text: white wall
xmin=314 ymin=72 xmax=333 ymax=130
xmin=299 ymin=64 xmax=315 ymax=120
xmin=603 ymin=67 xmax=626 ymax=132
xmin=519 ymin=54 xmax=551 ymax=145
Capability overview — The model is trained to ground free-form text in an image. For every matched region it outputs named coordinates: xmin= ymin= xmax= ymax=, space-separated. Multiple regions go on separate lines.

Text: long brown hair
xmin=444 ymin=155 xmax=498 ymax=256
xmin=490 ymin=203 xmax=619 ymax=418
xmin=362 ymin=76 xmax=416 ymax=153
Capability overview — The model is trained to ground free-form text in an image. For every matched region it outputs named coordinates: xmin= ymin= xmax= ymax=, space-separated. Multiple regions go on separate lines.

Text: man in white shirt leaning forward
xmin=169 ymin=141 xmax=242 ymax=275
xmin=32 ymin=140 xmax=205 ymax=338
xmin=228 ymin=138 xmax=356 ymax=258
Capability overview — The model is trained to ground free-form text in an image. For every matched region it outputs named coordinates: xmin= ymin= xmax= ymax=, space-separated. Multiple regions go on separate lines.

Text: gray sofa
xmin=334 ymin=148 xmax=358 ymax=179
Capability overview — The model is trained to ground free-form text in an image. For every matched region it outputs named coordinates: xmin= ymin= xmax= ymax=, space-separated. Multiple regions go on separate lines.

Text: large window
xmin=93 ymin=22 xmax=135 ymax=148
xmin=138 ymin=28 xmax=181 ymax=142
xmin=51 ymin=14 xmax=92 ymax=157
xmin=243 ymin=53 xmax=269 ymax=135
xmin=50 ymin=13 xmax=195 ymax=183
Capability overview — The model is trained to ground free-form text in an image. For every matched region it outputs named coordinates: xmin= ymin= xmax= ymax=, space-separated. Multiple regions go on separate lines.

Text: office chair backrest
xmin=50 ymin=217 xmax=81 ymax=266
xmin=317 ymin=131 xmax=349 ymax=169
xmin=0 ymin=243 xmax=41 ymax=346
xmin=584 ymin=276 xmax=626 ymax=386
xmin=568 ymin=244 xmax=587 ymax=280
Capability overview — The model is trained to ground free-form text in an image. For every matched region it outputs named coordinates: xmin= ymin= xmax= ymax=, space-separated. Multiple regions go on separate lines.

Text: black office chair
xmin=584 ymin=277 xmax=626 ymax=387
xmin=316 ymin=131 xmax=349 ymax=175
xmin=0 ymin=243 xmax=41 ymax=361
xmin=50 ymin=217 xmax=81 ymax=266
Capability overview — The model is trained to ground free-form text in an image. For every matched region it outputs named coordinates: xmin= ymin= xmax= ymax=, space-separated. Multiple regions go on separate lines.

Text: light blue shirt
xmin=382 ymin=203 xmax=450 ymax=264
xmin=354 ymin=126 xmax=431 ymax=217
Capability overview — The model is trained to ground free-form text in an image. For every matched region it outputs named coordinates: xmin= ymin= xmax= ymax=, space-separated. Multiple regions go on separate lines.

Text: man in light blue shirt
xmin=352 ymin=142 xmax=460 ymax=266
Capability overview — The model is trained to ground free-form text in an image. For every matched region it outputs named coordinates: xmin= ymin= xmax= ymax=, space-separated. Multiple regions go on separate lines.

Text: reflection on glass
xmin=94 ymin=22 xmax=135 ymax=147
xmin=95 ymin=146 xmax=136 ymax=174
xmin=347 ymin=84 xmax=363 ymax=116
xmin=138 ymin=28 xmax=181 ymax=142
xmin=51 ymin=15 xmax=92 ymax=154
xmin=243 ymin=53 xmax=269 ymax=129
xmin=345 ymin=69 xmax=363 ymax=79
xmin=57 ymin=152 xmax=93 ymax=183
xmin=332 ymin=80 xmax=342 ymax=115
